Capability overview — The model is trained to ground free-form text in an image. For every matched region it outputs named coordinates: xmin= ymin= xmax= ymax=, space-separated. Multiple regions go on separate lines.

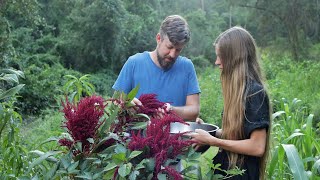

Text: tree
xmin=235 ymin=0 xmax=320 ymax=61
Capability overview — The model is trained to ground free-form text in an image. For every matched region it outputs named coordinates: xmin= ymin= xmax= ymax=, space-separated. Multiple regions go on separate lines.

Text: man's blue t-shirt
xmin=112 ymin=51 xmax=201 ymax=106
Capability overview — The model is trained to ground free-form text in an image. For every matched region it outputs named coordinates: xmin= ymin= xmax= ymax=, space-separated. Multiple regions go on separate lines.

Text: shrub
xmin=198 ymin=67 xmax=223 ymax=126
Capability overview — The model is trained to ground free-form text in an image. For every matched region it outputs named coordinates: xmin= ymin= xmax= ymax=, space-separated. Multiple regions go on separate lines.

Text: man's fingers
xmin=132 ymin=97 xmax=142 ymax=106
xmin=195 ymin=117 xmax=204 ymax=124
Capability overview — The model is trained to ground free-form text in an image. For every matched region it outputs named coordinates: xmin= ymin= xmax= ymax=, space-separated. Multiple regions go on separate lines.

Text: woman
xmin=191 ymin=26 xmax=271 ymax=179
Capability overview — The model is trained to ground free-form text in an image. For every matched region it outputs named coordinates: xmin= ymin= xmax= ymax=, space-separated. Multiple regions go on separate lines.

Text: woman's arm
xmin=191 ymin=128 xmax=267 ymax=157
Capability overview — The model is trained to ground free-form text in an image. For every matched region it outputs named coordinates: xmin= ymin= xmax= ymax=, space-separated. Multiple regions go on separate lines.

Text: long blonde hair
xmin=214 ymin=26 xmax=271 ymax=179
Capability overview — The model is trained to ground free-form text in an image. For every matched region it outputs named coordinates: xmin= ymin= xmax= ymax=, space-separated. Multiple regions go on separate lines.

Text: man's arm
xmin=171 ymin=93 xmax=200 ymax=121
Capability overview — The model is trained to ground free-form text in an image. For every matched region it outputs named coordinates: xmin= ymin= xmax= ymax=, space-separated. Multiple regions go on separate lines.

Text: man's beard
xmin=156 ymin=51 xmax=176 ymax=71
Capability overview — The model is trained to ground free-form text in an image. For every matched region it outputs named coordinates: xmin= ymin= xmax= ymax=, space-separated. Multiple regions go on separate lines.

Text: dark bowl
xmin=170 ymin=122 xmax=219 ymax=153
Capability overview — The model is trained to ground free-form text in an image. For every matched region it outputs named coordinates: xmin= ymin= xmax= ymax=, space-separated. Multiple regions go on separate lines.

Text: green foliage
xmin=63 ymin=74 xmax=95 ymax=104
xmin=0 ymin=0 xmax=42 ymax=28
xmin=198 ymin=67 xmax=223 ymax=126
xmin=268 ymin=98 xmax=320 ymax=179
xmin=235 ymin=0 xmax=318 ymax=60
xmin=17 ymin=62 xmax=78 ymax=115
xmin=20 ymin=110 xmax=64 ymax=150
xmin=309 ymin=43 xmax=320 ymax=60
xmin=0 ymin=68 xmax=28 ymax=178
xmin=88 ymin=70 xmax=117 ymax=97
xmin=263 ymin=54 xmax=320 ymax=123
xmin=192 ymin=55 xmax=213 ymax=72
xmin=0 ymin=16 xmax=13 ymax=67
xmin=0 ymin=68 xmax=25 ymax=137
xmin=58 ymin=0 xmax=132 ymax=72
xmin=184 ymin=8 xmax=226 ymax=59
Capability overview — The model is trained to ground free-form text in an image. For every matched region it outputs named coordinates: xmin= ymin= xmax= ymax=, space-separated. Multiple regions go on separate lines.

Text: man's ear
xmin=156 ymin=33 xmax=161 ymax=43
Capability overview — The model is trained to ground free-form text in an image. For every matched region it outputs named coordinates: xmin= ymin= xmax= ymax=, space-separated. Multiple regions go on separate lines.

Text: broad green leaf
xmin=79 ymin=74 xmax=90 ymax=81
xmin=76 ymin=173 xmax=93 ymax=179
xmin=118 ymin=163 xmax=132 ymax=177
xmin=104 ymin=163 xmax=117 ymax=171
xmin=75 ymin=141 xmax=82 ymax=152
xmin=0 ymin=84 xmax=25 ymax=100
xmin=69 ymin=91 xmax=77 ymax=103
xmin=181 ymin=165 xmax=198 ymax=174
xmin=115 ymin=144 xmax=127 ymax=154
xmin=77 ymin=159 xmax=88 ymax=172
xmin=40 ymin=136 xmax=60 ymax=146
xmin=100 ymin=108 xmax=119 ymax=134
xmin=282 ymin=132 xmax=304 ymax=144
xmin=282 ymin=144 xmax=308 ymax=180
xmin=145 ymin=158 xmax=155 ymax=171
xmin=28 ymin=151 xmax=62 ymax=172
xmin=284 ymin=103 xmax=289 ymax=115
xmin=61 ymin=153 xmax=72 ymax=169
xmin=224 ymin=166 xmax=244 ymax=175
xmin=82 ymin=82 xmax=95 ymax=95
xmin=63 ymin=81 xmax=75 ymax=92
xmin=276 ymin=145 xmax=285 ymax=178
xmin=1 ymin=69 xmax=24 ymax=78
xmin=93 ymin=171 xmax=104 ymax=179
xmin=0 ymin=74 xmax=18 ymax=83
xmin=94 ymin=133 xmax=118 ymax=152
xmin=130 ymin=121 xmax=148 ymax=130
xmin=304 ymin=114 xmax=314 ymax=158
xmin=87 ymin=138 xmax=94 ymax=144
xmin=128 ymin=151 xmax=143 ymax=159
xmin=127 ymin=85 xmax=140 ymax=102
xmin=311 ymin=159 xmax=320 ymax=177
xmin=135 ymin=159 xmax=147 ymax=170
xmin=268 ymin=146 xmax=279 ymax=176
xmin=129 ymin=170 xmax=139 ymax=180
xmin=29 ymin=150 xmax=59 ymax=163
xmin=112 ymin=153 xmax=126 ymax=163
xmin=103 ymin=168 xmax=116 ymax=179
xmin=134 ymin=113 xmax=150 ymax=121
xmin=292 ymin=98 xmax=301 ymax=106
xmin=157 ymin=173 xmax=167 ymax=180
xmin=64 ymin=74 xmax=78 ymax=80
xmin=93 ymin=159 xmax=101 ymax=165
xmin=67 ymin=161 xmax=79 ymax=172
xmin=272 ymin=111 xmax=285 ymax=120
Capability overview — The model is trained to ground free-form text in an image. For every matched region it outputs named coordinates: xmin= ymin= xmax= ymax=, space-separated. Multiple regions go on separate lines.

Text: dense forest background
xmin=1 ymin=0 xmax=320 ymax=179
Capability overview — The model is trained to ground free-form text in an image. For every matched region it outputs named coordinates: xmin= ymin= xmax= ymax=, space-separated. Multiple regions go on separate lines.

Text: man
xmin=112 ymin=15 xmax=200 ymax=121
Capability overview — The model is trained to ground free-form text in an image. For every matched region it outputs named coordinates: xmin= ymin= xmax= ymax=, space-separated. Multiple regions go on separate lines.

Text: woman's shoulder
xmin=247 ymin=80 xmax=265 ymax=97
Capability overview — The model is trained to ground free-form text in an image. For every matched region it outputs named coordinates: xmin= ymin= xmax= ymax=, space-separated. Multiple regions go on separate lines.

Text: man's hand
xmin=132 ymin=97 xmax=142 ymax=106
xmin=195 ymin=117 xmax=204 ymax=124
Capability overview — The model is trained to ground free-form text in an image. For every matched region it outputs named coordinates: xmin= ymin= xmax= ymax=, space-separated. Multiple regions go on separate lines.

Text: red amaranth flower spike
xmin=61 ymin=95 xmax=105 ymax=153
xmin=128 ymin=113 xmax=193 ymax=179
xmin=58 ymin=138 xmax=73 ymax=149
xmin=162 ymin=166 xmax=183 ymax=180
xmin=137 ymin=94 xmax=165 ymax=116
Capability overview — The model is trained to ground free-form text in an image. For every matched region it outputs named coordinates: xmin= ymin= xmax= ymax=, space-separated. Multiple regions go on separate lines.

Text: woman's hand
xmin=190 ymin=129 xmax=215 ymax=145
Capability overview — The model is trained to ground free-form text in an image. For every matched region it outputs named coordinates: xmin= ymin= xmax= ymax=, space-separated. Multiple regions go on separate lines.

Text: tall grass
xmin=262 ymin=54 xmax=320 ymax=125
xmin=20 ymin=110 xmax=64 ymax=151
xmin=268 ymin=98 xmax=320 ymax=179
